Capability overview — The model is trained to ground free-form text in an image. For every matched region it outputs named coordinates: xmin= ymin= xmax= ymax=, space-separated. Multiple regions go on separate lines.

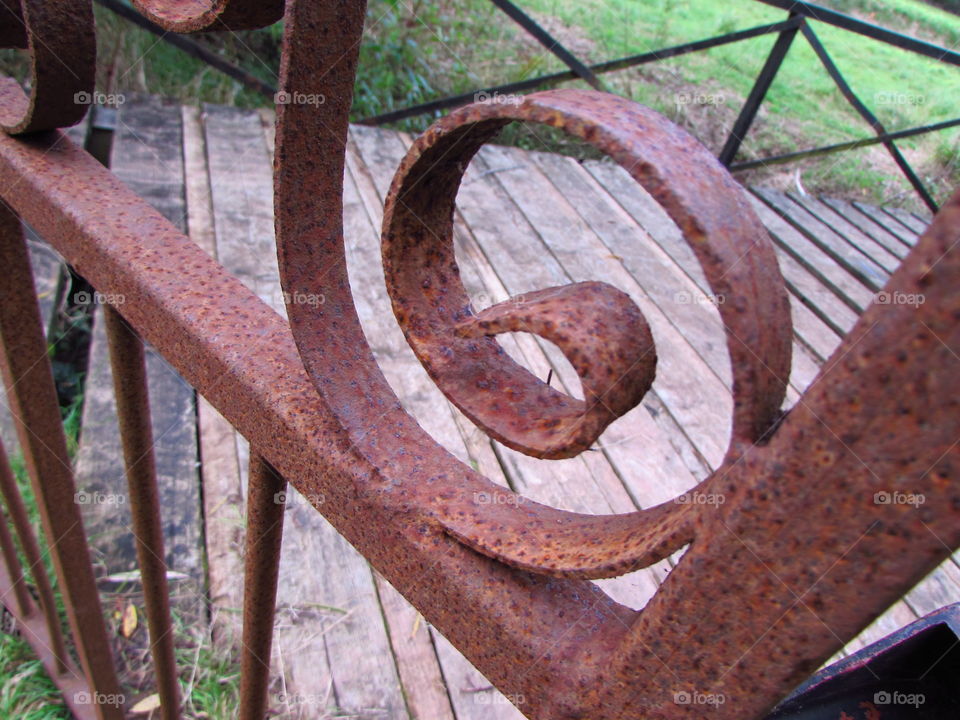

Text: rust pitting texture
xmin=454 ymin=281 xmax=656 ymax=457
xmin=0 ymin=3 xmax=958 ymax=718
xmin=381 ymin=88 xmax=792 ymax=464
xmin=273 ymin=20 xmax=703 ymax=586
xmin=0 ymin=0 xmax=95 ymax=133
xmin=130 ymin=0 xmax=283 ymax=32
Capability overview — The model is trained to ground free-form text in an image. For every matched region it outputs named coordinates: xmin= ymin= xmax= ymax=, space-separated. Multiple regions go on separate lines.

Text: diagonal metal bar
xmin=488 ymin=0 xmax=604 ymax=90
xmin=718 ymin=13 xmax=802 ymax=166
xmin=93 ymin=0 xmax=277 ymax=99
xmin=0 ymin=534 xmax=98 ymax=720
xmin=0 ymin=440 xmax=32 ymax=615
xmin=0 ymin=436 xmax=68 ymax=671
xmin=800 ymin=23 xmax=938 ymax=213
xmin=729 ymin=116 xmax=960 ymax=172
xmin=755 ymin=0 xmax=960 ymax=66
xmin=360 ymin=18 xmax=802 ymax=126
xmin=0 ymin=201 xmax=125 ymax=720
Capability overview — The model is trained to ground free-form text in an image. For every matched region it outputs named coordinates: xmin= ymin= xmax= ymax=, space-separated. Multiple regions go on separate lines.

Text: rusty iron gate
xmin=0 ymin=1 xmax=958 ymax=719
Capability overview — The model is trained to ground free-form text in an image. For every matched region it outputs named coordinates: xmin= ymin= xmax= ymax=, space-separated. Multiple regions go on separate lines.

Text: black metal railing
xmin=96 ymin=0 xmax=960 ymax=212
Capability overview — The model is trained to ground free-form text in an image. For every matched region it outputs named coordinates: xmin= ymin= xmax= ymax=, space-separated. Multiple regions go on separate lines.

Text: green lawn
xmin=514 ymin=0 xmax=959 ymax=205
xmin=0 ymin=0 xmax=957 ymax=200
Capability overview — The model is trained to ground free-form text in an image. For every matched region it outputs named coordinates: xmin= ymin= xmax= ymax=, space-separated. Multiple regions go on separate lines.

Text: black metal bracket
xmin=717 ymin=13 xmax=802 ymax=167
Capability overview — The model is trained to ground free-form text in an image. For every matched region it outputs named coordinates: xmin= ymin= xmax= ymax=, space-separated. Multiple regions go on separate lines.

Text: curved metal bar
xmin=454 ymin=281 xmax=657 ymax=459
xmin=129 ymin=0 xmax=282 ymax=32
xmin=2 ymin=2 xmax=957 ymax=718
xmin=0 ymin=0 xmax=94 ymax=134
xmin=272 ymin=2 xmax=702 ymax=579
xmin=381 ymin=89 xmax=793 ymax=461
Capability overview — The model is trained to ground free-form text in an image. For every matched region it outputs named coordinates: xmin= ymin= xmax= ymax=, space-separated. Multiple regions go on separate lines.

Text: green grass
xmin=514 ymin=0 xmax=960 ymax=205
xmin=0 ymin=448 xmax=72 ymax=720
xmin=176 ymin=638 xmax=241 ymax=720
xmin=1 ymin=444 xmax=241 ymax=718
xmin=4 ymin=0 xmax=955 ymax=206
xmin=0 ymin=634 xmax=70 ymax=720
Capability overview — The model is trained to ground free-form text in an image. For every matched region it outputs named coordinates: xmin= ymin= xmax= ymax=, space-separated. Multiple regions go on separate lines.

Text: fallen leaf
xmin=121 ymin=603 xmax=138 ymax=638
xmin=131 ymin=694 xmax=161 ymax=714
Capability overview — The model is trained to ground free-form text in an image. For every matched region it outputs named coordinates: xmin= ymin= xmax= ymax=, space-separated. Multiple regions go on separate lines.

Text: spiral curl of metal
xmin=0 ymin=0 xmax=794 ymax=579
xmin=3 ymin=4 xmax=960 ymax=719
xmin=381 ymin=90 xmax=793 ymax=461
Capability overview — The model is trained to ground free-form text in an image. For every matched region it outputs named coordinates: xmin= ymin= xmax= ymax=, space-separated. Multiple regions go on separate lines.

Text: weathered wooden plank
xmin=579 ymin=158 xmax=835 ymax=381
xmin=74 ymin=97 xmax=204 ymax=619
xmin=529 ymin=149 xmax=819 ymax=400
xmin=747 ymin=194 xmax=873 ymax=314
xmin=182 ymin=104 xmax=246 ymax=644
xmin=754 ymin=187 xmax=888 ymax=291
xmin=904 ymin=560 xmax=960 ymax=617
xmin=881 ymin=205 xmax=928 ymax=237
xmin=787 ymin=193 xmax=901 ymax=274
xmin=202 ymin=104 xmax=283 ymax=311
xmin=182 ymin=106 xmax=217 ymax=259
xmin=580 ymin=159 xmax=708 ymax=291
xmin=843 ymin=601 xmax=918 ymax=653
xmin=788 ymin=292 xmax=845 ymax=365
xmin=820 ymin=196 xmax=912 ymax=258
xmin=202 ymin=104 xmax=408 ymax=718
xmin=853 ymin=200 xmax=918 ymax=247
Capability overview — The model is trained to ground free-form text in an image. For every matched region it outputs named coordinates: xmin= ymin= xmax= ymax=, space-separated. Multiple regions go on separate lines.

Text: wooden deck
xmin=3 ymin=97 xmax=958 ymax=719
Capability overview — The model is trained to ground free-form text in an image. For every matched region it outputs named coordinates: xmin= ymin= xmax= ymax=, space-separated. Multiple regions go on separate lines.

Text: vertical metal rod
xmin=0 ymin=441 xmax=32 ymax=615
xmin=0 ymin=437 xmax=66 ymax=661
xmin=102 ymin=305 xmax=181 ymax=720
xmin=718 ymin=13 xmax=802 ymax=166
xmin=238 ymin=454 xmax=286 ymax=720
xmin=0 ymin=202 xmax=125 ymax=719
xmin=800 ymin=23 xmax=938 ymax=214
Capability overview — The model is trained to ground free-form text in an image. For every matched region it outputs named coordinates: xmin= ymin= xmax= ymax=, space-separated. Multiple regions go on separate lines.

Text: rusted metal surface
xmin=0 ymin=2 xmax=957 ymax=719
xmin=381 ymin=89 xmax=791 ymax=462
xmin=102 ymin=305 xmax=180 ymax=720
xmin=452 ymin=280 xmax=658 ymax=458
xmin=0 ymin=0 xmax=94 ymax=133
xmin=769 ymin=603 xmax=960 ymax=717
xmin=129 ymin=0 xmax=283 ymax=32
xmin=0 ymin=202 xmax=124 ymax=720
xmin=238 ymin=454 xmax=286 ymax=720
